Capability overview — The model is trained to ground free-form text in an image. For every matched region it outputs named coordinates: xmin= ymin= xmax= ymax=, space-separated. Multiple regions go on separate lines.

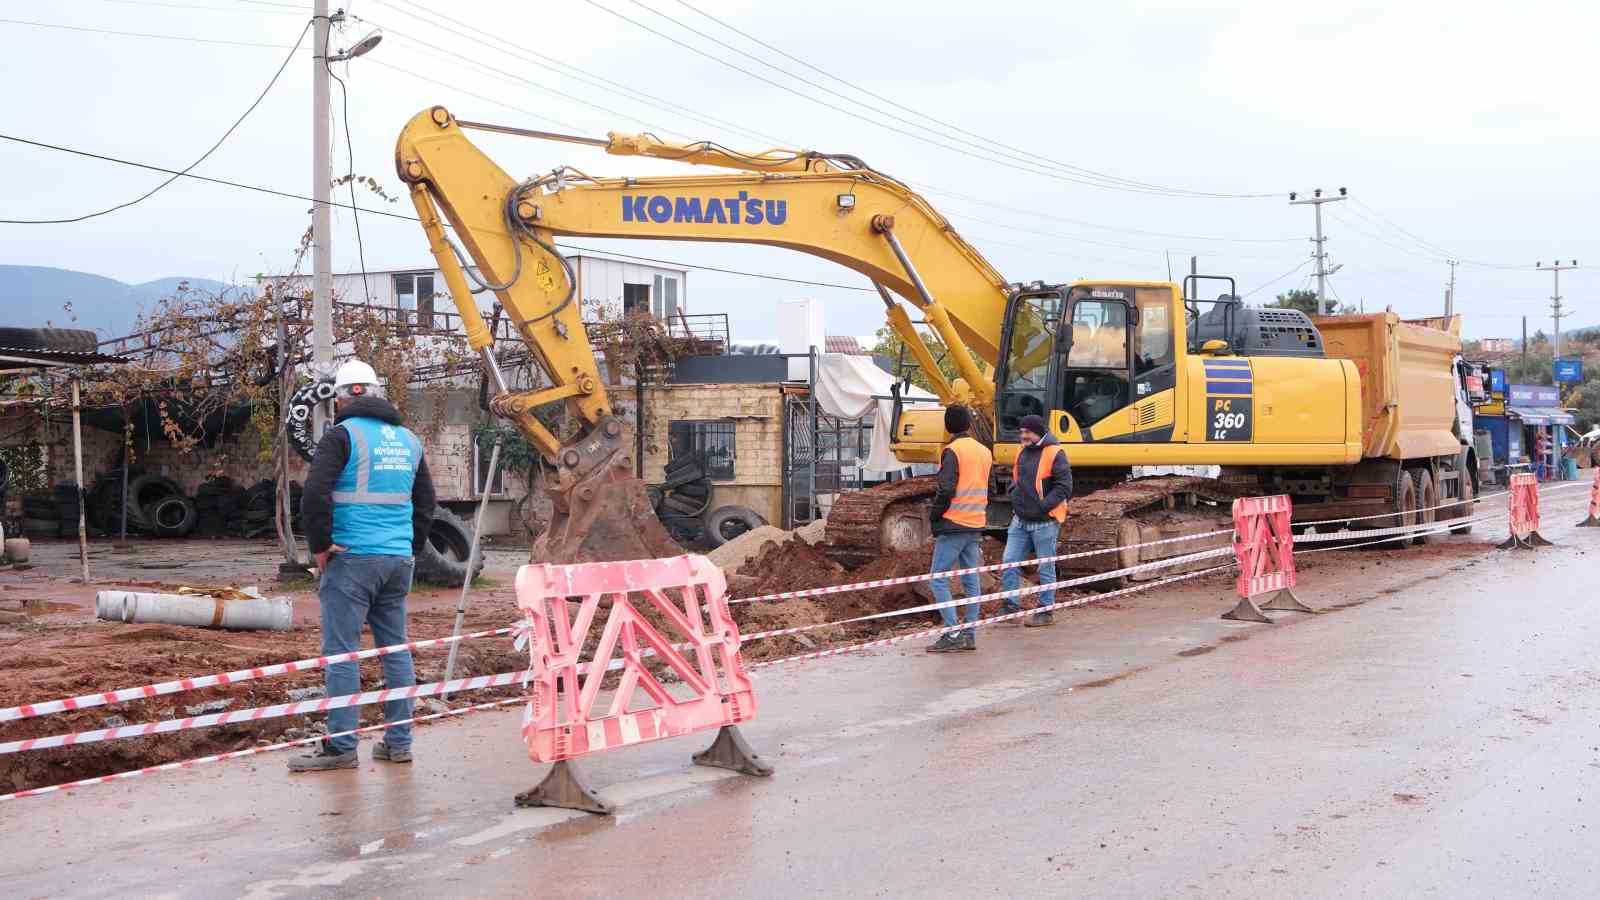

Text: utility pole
xmin=311 ymin=0 xmax=334 ymax=442
xmin=1537 ymin=259 xmax=1578 ymax=369
xmin=1289 ymin=188 xmax=1347 ymax=314
xmin=1445 ymin=259 xmax=1458 ymax=317
xmin=1522 ymin=315 xmax=1528 ymax=374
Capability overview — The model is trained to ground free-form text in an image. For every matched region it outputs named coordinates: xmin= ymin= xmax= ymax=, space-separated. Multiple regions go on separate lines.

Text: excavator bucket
xmin=530 ymin=418 xmax=684 ymax=565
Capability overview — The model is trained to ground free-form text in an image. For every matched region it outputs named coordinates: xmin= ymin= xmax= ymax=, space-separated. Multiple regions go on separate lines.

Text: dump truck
xmin=1252 ymin=312 xmax=1478 ymax=538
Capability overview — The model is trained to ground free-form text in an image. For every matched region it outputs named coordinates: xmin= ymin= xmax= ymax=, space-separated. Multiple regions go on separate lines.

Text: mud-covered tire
xmin=1410 ymin=469 xmax=1437 ymax=545
xmin=21 ymin=517 xmax=57 ymax=538
xmin=126 ymin=474 xmax=181 ymax=532
xmin=414 ymin=507 xmax=484 ymax=586
xmin=1387 ymin=470 xmax=1418 ymax=549
xmin=1450 ymin=471 xmax=1475 ymax=535
xmin=703 ymin=505 xmax=766 ymax=547
xmin=148 ymin=495 xmax=198 ymax=538
xmin=0 ymin=327 xmax=99 ymax=355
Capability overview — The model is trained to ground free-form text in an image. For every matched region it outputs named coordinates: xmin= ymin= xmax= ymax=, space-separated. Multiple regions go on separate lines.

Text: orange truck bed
xmin=1312 ymin=313 xmax=1462 ymax=461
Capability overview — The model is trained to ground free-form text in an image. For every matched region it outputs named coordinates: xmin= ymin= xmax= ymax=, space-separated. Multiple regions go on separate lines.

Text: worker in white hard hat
xmin=289 ymin=358 xmax=436 ymax=772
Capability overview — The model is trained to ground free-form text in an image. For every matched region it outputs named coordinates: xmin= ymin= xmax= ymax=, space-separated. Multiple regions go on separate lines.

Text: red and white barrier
xmin=1499 ymin=472 xmax=1553 ymax=549
xmin=1578 ymin=467 xmax=1600 ymax=527
xmin=513 ymin=554 xmax=771 ymax=814
xmin=1221 ymin=495 xmax=1313 ymax=623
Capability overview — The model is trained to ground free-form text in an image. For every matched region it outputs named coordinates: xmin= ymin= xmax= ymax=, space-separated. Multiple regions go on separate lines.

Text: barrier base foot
xmin=1258 ymin=588 xmax=1314 ymax=614
xmin=692 ymin=725 xmax=774 ymax=777
xmin=515 ymin=761 xmax=613 ymax=815
xmin=1497 ymin=535 xmax=1532 ymax=550
xmin=1576 ymin=516 xmax=1600 ymax=527
xmin=1529 ymin=531 xmax=1555 ymax=546
xmin=1221 ymin=597 xmax=1274 ymax=624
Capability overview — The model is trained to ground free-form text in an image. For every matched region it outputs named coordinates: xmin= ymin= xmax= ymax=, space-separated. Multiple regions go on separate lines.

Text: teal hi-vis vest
xmin=332 ymin=416 xmax=423 ymax=556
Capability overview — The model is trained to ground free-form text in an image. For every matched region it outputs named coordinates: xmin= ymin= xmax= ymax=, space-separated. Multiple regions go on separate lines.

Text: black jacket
xmin=301 ymin=396 xmax=437 ymax=555
xmin=1008 ymin=434 xmax=1072 ymax=523
xmin=930 ymin=443 xmax=985 ymax=535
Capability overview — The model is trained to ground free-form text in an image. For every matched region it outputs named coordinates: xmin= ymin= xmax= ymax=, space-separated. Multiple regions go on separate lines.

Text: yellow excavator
xmin=395 ymin=107 xmax=1473 ymax=572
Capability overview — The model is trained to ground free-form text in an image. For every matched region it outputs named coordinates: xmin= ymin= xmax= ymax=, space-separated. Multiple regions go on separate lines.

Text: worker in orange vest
xmin=926 ymin=405 xmax=993 ymax=653
xmin=1000 ymin=414 xmax=1072 ymax=627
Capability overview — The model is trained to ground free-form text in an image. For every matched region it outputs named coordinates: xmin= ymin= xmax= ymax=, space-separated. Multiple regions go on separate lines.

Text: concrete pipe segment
xmin=94 ymin=590 xmax=293 ymax=632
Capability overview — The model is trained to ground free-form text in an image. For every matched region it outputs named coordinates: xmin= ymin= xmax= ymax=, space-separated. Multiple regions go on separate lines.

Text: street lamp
xmin=331 ymin=30 xmax=382 ymax=63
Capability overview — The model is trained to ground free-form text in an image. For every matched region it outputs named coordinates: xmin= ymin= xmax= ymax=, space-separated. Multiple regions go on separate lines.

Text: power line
xmin=916 ymin=184 xmax=1302 ymax=244
xmin=0 ymin=18 xmax=311 ymax=224
xmin=1241 ymin=259 xmax=1314 ymax=299
xmin=0 ymin=133 xmax=880 ymax=292
xmin=0 ymin=16 xmax=297 ymax=47
xmin=87 ymin=0 xmax=306 ymax=14
xmin=577 ymin=0 xmax=1266 ymax=199
xmin=1349 ymin=198 xmax=1526 ymax=270
xmin=662 ymin=0 xmax=1274 ymax=200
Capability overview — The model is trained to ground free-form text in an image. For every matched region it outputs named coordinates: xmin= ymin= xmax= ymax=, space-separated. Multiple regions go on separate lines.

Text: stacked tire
xmin=20 ymin=492 xmax=58 ymax=539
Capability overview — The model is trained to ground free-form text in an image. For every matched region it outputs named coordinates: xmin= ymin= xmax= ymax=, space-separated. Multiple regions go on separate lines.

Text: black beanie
xmin=944 ymin=405 xmax=971 ymax=434
xmin=1018 ymin=414 xmax=1047 ymax=436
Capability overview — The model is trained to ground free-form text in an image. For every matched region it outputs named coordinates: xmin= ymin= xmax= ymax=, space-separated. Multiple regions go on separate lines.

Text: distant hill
xmin=0 ymin=266 xmax=239 ymax=339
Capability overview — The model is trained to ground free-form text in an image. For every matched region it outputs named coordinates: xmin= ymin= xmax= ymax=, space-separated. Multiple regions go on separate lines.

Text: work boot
xmin=372 ymin=741 xmax=412 ymax=764
xmin=996 ymin=604 xmax=1023 ymax=626
xmin=1024 ymin=610 xmax=1055 ymax=628
xmin=926 ymin=633 xmax=964 ymax=653
xmin=959 ymin=630 xmax=977 ymax=651
xmin=287 ymin=744 xmax=358 ymax=772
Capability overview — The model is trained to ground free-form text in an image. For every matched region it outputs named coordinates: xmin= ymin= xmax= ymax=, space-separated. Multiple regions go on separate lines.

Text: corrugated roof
xmin=825 ymin=335 xmax=865 ymax=355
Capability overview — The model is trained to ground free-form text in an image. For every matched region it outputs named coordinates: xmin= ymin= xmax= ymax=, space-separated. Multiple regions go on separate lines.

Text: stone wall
xmin=633 ymin=381 xmax=784 ymax=524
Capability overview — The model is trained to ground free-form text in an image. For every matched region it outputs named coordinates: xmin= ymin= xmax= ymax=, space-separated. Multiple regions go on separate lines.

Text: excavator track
xmin=824 ymin=475 xmax=1242 ymax=582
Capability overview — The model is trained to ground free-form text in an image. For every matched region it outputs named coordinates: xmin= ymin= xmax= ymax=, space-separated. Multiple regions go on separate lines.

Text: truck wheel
xmin=1387 ymin=471 xmax=1417 ymax=549
xmin=148 ymin=495 xmax=198 ymax=538
xmin=703 ymin=505 xmax=766 ymax=547
xmin=1410 ymin=469 xmax=1437 ymax=545
xmin=1450 ymin=473 xmax=1475 ymax=535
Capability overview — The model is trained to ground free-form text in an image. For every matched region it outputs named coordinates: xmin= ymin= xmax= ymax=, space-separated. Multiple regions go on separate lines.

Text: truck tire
xmin=148 ymin=495 xmax=198 ymax=538
xmin=414 ymin=508 xmax=484 ymax=586
xmin=0 ymin=327 xmax=99 ymax=355
xmin=22 ymin=517 xmax=57 ymax=538
xmin=1450 ymin=472 xmax=1475 ymax=535
xmin=1410 ymin=469 xmax=1437 ymax=545
xmin=127 ymin=474 xmax=181 ymax=532
xmin=703 ymin=505 xmax=766 ymax=547
xmin=1387 ymin=471 xmax=1418 ymax=549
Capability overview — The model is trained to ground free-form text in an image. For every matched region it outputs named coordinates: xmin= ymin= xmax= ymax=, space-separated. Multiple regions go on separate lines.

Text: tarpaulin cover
xmin=811 ymin=353 xmax=938 ymax=476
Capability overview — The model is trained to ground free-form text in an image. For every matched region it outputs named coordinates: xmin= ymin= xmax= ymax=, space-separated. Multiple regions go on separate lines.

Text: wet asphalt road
xmin=4 ymin=487 xmax=1598 ymax=898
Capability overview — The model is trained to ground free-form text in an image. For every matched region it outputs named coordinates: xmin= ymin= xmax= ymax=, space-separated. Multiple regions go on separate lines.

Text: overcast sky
xmin=3 ymin=0 xmax=1596 ymax=340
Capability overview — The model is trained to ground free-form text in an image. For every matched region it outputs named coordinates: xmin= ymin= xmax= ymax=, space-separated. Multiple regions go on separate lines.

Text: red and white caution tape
xmin=0 ymin=625 xmax=517 ymax=724
xmin=0 ymin=696 xmax=528 ymax=802
xmin=0 ymin=668 xmax=533 ymax=756
xmin=732 ymin=527 xmax=1232 ymax=605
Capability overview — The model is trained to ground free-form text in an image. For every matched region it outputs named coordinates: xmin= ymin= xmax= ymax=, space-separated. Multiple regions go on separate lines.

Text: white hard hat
xmin=334 ymin=359 xmax=380 ymax=390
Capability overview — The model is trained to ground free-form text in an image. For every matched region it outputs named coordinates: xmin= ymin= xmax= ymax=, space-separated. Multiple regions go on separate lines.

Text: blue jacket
xmin=301 ymin=397 xmax=436 ymax=557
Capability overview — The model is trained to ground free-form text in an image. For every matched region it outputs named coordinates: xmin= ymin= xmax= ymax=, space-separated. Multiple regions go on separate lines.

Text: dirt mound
xmin=706 ymin=525 xmax=790 ymax=571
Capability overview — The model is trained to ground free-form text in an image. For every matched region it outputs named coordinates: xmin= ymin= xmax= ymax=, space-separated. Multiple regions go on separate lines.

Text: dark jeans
xmin=320 ymin=553 xmax=415 ymax=753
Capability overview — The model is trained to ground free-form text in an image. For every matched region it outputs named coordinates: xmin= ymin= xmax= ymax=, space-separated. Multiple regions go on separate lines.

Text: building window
xmin=623 ymin=282 xmax=650 ymax=316
xmin=652 ymin=274 xmax=679 ymax=320
xmin=394 ymin=272 xmax=436 ymax=328
xmin=668 ymin=420 xmax=736 ymax=480
xmin=474 ymin=435 xmax=505 ymax=496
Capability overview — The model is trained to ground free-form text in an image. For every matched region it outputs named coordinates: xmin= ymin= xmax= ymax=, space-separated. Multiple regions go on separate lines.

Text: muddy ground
xmin=0 ymin=528 xmax=1495 ymax=793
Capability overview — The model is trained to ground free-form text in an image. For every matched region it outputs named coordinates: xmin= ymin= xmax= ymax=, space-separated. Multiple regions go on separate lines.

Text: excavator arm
xmin=395 ymin=106 xmax=1016 ymax=562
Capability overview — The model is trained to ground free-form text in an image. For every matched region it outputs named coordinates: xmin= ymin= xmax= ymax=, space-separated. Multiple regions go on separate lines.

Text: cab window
xmin=1135 ymin=292 xmax=1174 ymax=373
xmin=1066 ymin=300 xmax=1128 ymax=368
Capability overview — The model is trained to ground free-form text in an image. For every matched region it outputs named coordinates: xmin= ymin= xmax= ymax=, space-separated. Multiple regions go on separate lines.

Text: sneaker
xmin=926 ymin=633 xmax=964 ymax=653
xmin=1024 ymin=611 xmax=1055 ymax=628
xmin=372 ymin=741 xmax=412 ymax=764
xmin=287 ymin=744 xmax=358 ymax=772
xmin=996 ymin=604 xmax=1024 ymax=626
xmin=959 ymin=631 xmax=977 ymax=651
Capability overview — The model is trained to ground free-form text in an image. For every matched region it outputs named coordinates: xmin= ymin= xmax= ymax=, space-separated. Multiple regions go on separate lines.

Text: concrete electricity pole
xmin=1537 ymin=259 xmax=1578 ymax=367
xmin=309 ymin=3 xmax=381 ymax=441
xmin=1445 ymin=259 xmax=1458 ymax=317
xmin=310 ymin=0 xmax=334 ymax=441
xmin=1289 ymin=188 xmax=1347 ymax=314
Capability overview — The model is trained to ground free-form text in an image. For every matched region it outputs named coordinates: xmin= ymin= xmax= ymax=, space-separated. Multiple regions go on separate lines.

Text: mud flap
xmin=691 ymin=725 xmax=774 ymax=777
xmin=515 ymin=760 xmax=613 ymax=815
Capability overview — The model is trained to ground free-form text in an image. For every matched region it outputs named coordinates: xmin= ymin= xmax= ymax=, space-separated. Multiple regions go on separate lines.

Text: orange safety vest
xmin=1014 ymin=443 xmax=1068 ymax=523
xmin=942 ymin=436 xmax=993 ymax=529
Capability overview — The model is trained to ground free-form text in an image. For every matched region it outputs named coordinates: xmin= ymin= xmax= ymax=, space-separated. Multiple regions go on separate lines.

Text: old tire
xmin=703 ymin=505 xmax=766 ymax=547
xmin=126 ymin=474 xmax=181 ymax=532
xmin=1451 ymin=471 xmax=1475 ymax=535
xmin=22 ymin=517 xmax=57 ymax=538
xmin=0 ymin=327 xmax=99 ymax=355
xmin=415 ymin=507 xmax=484 ymax=586
xmin=1410 ymin=469 xmax=1437 ymax=545
xmin=148 ymin=495 xmax=198 ymax=538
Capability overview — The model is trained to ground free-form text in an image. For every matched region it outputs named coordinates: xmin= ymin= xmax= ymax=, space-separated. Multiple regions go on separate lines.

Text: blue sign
xmin=1489 ymin=369 xmax=1507 ymax=392
xmin=1510 ymin=384 xmax=1559 ymax=406
xmin=1555 ymin=358 xmax=1583 ymax=383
